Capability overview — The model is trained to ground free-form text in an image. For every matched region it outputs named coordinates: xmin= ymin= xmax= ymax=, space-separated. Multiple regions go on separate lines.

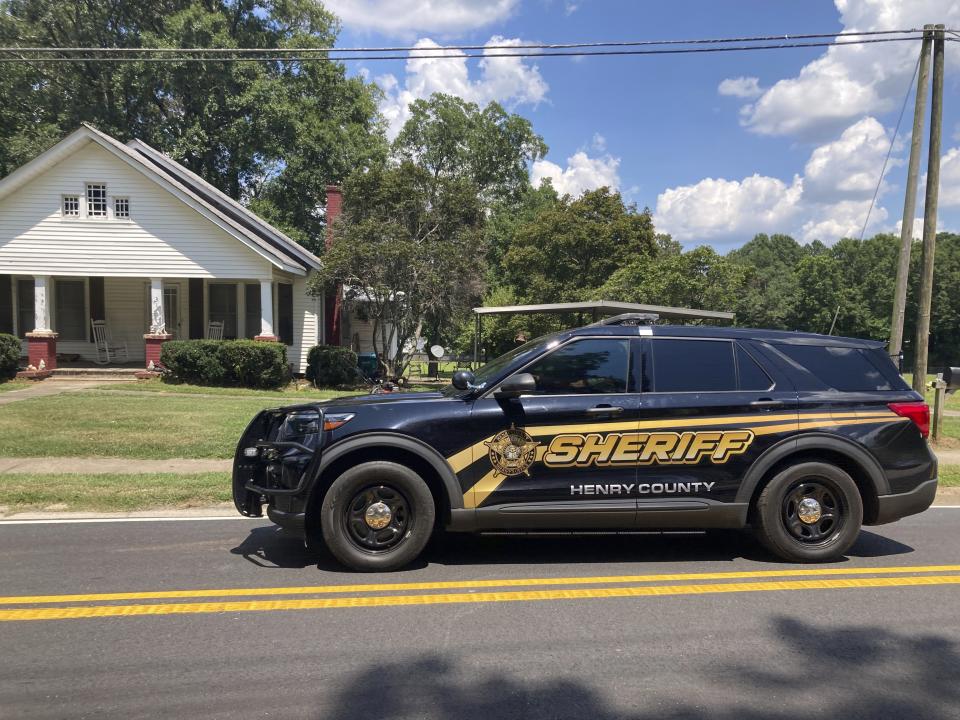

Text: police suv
xmin=233 ymin=315 xmax=938 ymax=571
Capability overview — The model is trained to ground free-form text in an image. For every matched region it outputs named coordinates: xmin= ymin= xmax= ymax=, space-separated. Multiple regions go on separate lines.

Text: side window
xmin=650 ymin=339 xmax=737 ymax=392
xmin=523 ymin=338 xmax=629 ymax=394
xmin=775 ymin=344 xmax=894 ymax=392
xmin=736 ymin=344 xmax=773 ymax=391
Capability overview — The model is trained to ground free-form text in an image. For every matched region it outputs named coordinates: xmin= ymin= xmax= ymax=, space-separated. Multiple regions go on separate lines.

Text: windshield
xmin=442 ymin=334 xmax=560 ymax=396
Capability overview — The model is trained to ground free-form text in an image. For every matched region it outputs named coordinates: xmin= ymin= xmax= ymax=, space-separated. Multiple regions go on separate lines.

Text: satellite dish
xmin=430 ymin=345 xmax=445 ymax=359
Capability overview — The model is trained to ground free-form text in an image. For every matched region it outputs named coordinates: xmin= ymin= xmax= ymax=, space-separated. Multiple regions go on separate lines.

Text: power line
xmin=859 ymin=53 xmax=921 ymax=241
xmin=0 ymin=28 xmax=933 ymax=55
xmin=0 ymin=36 xmax=929 ymax=63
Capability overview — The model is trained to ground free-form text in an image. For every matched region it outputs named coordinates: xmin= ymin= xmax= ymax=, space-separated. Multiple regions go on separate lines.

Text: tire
xmin=754 ymin=462 xmax=863 ymax=563
xmin=320 ymin=461 xmax=435 ymax=571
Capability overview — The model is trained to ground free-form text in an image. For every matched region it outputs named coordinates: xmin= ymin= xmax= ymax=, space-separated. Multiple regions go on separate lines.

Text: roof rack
xmin=595 ymin=312 xmax=660 ymax=326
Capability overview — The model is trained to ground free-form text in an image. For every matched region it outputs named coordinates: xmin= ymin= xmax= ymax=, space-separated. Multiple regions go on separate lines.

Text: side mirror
xmin=452 ymin=370 xmax=476 ymax=391
xmin=495 ymin=372 xmax=536 ymax=399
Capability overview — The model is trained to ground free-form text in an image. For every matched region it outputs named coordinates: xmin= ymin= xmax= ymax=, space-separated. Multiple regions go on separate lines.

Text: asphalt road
xmin=1 ymin=511 xmax=959 ymax=720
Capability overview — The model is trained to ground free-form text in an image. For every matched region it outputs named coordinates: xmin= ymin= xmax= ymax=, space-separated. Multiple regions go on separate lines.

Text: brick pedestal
xmin=143 ymin=333 xmax=173 ymax=369
xmin=254 ymin=335 xmax=280 ymax=342
xmin=26 ymin=332 xmax=58 ymax=370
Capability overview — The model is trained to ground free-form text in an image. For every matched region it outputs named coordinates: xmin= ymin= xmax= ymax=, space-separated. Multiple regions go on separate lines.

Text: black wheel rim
xmin=343 ymin=484 xmax=412 ymax=553
xmin=781 ymin=478 xmax=845 ymax=545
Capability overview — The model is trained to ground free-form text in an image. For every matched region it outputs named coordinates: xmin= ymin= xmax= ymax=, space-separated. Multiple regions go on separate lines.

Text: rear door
xmin=464 ymin=336 xmax=642 ymax=528
xmin=633 ymin=337 xmax=799 ymax=521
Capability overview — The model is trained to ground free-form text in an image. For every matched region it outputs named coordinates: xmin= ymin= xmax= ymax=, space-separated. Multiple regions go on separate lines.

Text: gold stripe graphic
xmin=4 ymin=564 xmax=958 ymax=606
xmin=445 ymin=411 xmax=896 ymax=477
xmin=460 ymin=415 xmax=905 ymax=507
xmin=3 ymin=575 xmax=958 ymax=622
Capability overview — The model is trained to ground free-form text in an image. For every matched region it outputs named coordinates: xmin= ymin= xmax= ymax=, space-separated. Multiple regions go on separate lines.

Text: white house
xmin=0 ymin=124 xmax=341 ymax=374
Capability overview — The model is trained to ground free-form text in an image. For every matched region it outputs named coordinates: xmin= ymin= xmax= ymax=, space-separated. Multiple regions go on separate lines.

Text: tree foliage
xmin=0 ymin=0 xmax=386 ymax=252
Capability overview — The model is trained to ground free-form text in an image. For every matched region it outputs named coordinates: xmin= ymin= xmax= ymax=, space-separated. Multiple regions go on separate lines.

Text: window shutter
xmin=0 ymin=275 xmax=12 ymax=335
xmin=188 ymin=278 xmax=204 ymax=340
xmin=278 ymin=283 xmax=293 ymax=345
xmin=89 ymin=277 xmax=105 ymax=323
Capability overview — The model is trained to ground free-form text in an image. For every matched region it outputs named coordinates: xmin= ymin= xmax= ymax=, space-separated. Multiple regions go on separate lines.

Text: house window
xmin=16 ymin=279 xmax=34 ymax=338
xmin=114 ymin=197 xmax=130 ymax=218
xmin=54 ymin=280 xmax=86 ymax=342
xmin=63 ymin=195 xmax=80 ymax=217
xmin=86 ymin=183 xmax=107 ymax=217
xmin=208 ymin=283 xmax=237 ymax=339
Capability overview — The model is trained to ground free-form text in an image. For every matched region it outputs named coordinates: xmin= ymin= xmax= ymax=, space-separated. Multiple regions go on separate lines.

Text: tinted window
xmin=737 ymin=344 xmax=773 ymax=391
xmin=651 ymin=339 xmax=736 ymax=392
xmin=776 ymin=344 xmax=896 ymax=392
xmin=524 ymin=338 xmax=629 ymax=394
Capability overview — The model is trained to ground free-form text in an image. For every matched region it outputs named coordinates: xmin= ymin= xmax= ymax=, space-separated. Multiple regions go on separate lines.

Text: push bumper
xmin=872 ymin=478 xmax=938 ymax=525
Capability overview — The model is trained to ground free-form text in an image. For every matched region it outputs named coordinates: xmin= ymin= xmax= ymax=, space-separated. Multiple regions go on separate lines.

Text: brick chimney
xmin=324 ymin=185 xmax=343 ymax=345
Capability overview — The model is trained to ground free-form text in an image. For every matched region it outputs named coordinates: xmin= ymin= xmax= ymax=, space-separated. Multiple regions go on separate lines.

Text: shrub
xmin=160 ymin=339 xmax=288 ymax=389
xmin=306 ymin=345 xmax=358 ymax=387
xmin=0 ymin=333 xmax=20 ymax=380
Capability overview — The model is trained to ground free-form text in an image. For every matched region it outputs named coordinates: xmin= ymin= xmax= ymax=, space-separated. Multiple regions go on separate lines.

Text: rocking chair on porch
xmin=91 ymin=320 xmax=129 ymax=365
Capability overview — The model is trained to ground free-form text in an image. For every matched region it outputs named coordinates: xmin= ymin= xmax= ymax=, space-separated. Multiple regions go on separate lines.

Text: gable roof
xmin=0 ymin=124 xmax=321 ymax=275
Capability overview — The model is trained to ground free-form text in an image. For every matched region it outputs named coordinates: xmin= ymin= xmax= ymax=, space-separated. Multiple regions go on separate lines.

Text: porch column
xmin=26 ymin=275 xmax=57 ymax=370
xmin=254 ymin=279 xmax=278 ymax=342
xmin=143 ymin=277 xmax=172 ymax=370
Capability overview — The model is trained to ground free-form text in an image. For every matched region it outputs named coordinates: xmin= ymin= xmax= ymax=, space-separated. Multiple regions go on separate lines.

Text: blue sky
xmin=328 ymin=0 xmax=960 ymax=251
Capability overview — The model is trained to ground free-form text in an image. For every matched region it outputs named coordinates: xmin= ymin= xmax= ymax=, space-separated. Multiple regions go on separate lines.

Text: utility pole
xmin=889 ymin=25 xmax=933 ymax=363
xmin=912 ymin=24 xmax=945 ymax=393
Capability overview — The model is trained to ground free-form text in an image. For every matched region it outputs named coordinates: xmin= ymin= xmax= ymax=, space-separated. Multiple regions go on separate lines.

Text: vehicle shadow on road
xmin=317 ymin=617 xmax=960 ymax=720
xmin=227 ymin=526 xmax=915 ymax=572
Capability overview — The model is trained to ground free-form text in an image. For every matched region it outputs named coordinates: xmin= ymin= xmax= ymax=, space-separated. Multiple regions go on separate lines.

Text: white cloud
xmin=324 ymin=0 xmax=517 ymax=38
xmin=531 ymin=151 xmax=620 ymax=197
xmin=894 ymin=217 xmax=924 ymax=239
xmin=564 ymin=2 xmax=579 ymax=15
xmin=378 ymin=36 xmax=548 ymax=138
xmin=655 ymin=115 xmax=901 ymax=246
xmin=734 ymin=0 xmax=960 ymax=138
xmin=717 ymin=76 xmax=763 ymax=99
xmin=940 ymin=147 xmax=960 ymax=207
xmin=591 ymin=133 xmax=606 ymax=152
xmin=802 ymin=116 xmax=900 ymax=202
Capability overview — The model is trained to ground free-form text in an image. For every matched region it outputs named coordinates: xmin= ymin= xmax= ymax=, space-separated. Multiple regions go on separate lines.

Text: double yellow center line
xmin=2 ymin=564 xmax=959 ymax=622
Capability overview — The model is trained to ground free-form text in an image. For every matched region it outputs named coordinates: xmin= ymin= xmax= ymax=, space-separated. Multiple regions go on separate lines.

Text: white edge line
xmin=0 ymin=516 xmax=265 ymax=525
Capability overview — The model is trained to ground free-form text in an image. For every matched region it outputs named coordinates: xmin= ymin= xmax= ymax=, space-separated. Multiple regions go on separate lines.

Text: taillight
xmin=888 ymin=401 xmax=930 ymax=439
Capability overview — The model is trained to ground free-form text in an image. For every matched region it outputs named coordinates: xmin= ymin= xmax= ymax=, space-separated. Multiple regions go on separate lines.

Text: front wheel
xmin=320 ymin=461 xmax=435 ymax=571
xmin=754 ymin=462 xmax=863 ymax=563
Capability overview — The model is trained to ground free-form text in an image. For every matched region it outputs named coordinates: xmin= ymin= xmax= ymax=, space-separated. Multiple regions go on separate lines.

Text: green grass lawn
xmin=95 ymin=378 xmax=361 ymax=399
xmin=939 ymin=465 xmax=960 ymax=487
xmin=0 ymin=379 xmax=32 ymax=393
xmin=0 ymin=472 xmax=230 ymax=513
xmin=0 ymin=392 xmax=285 ymax=459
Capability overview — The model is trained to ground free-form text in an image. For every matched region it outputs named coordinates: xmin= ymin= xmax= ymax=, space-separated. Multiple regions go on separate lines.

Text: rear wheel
xmin=754 ymin=462 xmax=863 ymax=563
xmin=320 ymin=461 xmax=435 ymax=571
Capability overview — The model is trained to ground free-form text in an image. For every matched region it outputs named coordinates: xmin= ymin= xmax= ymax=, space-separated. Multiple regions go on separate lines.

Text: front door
xmin=633 ymin=336 xmax=799 ymax=522
xmin=464 ymin=336 xmax=642 ymax=528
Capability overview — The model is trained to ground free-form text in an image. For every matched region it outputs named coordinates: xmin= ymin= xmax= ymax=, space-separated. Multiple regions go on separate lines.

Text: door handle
xmin=586 ymin=405 xmax=624 ymax=415
xmin=750 ymin=399 xmax=784 ymax=408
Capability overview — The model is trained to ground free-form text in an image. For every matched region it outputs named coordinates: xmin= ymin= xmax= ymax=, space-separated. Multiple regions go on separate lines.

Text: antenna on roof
xmin=594 ymin=313 xmax=660 ymax=326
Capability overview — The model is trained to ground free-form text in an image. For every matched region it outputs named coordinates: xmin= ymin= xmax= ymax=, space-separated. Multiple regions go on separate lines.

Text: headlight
xmin=322 ymin=413 xmax=355 ymax=431
xmin=278 ymin=410 xmax=320 ymax=440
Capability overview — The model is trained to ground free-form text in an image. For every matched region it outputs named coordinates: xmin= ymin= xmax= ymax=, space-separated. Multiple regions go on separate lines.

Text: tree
xmin=392 ymin=94 xmax=547 ymax=207
xmin=599 ymin=245 xmax=749 ymax=314
xmin=499 ymin=187 xmax=658 ymax=304
xmin=0 ymin=0 xmax=387 ymax=252
xmin=727 ymin=234 xmax=804 ymax=329
xmin=310 ymin=162 xmax=484 ymax=375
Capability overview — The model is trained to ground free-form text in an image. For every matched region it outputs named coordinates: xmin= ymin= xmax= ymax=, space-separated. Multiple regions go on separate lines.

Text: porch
xmin=6 ymin=274 xmax=298 ymax=370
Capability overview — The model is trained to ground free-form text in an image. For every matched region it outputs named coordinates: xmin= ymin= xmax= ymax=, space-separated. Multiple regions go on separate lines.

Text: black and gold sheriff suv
xmin=233 ymin=314 xmax=938 ymax=571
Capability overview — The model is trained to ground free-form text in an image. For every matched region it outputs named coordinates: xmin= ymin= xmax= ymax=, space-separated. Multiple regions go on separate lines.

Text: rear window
xmin=775 ymin=344 xmax=907 ymax=392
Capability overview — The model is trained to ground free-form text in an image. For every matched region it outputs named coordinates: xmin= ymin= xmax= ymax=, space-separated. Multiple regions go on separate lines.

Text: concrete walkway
xmin=0 ymin=457 xmax=231 ymax=474
xmin=0 ymin=380 xmax=111 ymax=405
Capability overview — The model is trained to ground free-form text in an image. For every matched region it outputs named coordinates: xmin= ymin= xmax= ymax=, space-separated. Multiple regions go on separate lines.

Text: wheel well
xmin=746 ymin=449 xmax=880 ymax=525
xmin=304 ymin=446 xmax=451 ymax=535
